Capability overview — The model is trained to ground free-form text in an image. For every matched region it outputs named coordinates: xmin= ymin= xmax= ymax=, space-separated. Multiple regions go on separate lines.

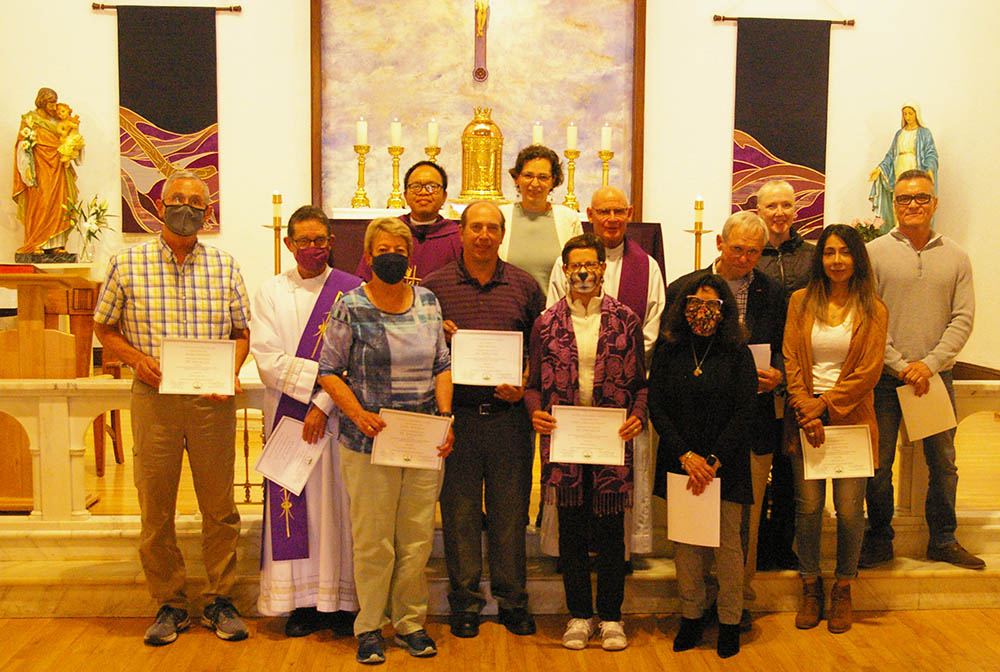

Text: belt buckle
xmin=478 ymin=403 xmax=491 ymax=415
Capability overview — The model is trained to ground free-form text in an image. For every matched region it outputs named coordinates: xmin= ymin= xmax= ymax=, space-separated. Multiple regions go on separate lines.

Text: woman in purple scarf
xmin=525 ymin=233 xmax=646 ymax=652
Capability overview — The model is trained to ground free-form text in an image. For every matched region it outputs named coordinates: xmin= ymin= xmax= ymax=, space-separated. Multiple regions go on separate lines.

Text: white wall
xmin=3 ymin=0 xmax=997 ymax=368
xmin=644 ymin=0 xmax=1000 ymax=369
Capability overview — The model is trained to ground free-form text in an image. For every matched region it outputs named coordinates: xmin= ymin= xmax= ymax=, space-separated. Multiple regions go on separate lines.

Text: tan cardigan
xmin=782 ymin=288 xmax=888 ymax=459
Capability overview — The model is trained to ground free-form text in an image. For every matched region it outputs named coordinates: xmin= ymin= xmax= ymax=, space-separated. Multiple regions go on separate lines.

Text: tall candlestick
xmin=597 ymin=150 xmax=614 ymax=186
xmin=427 ymin=119 xmax=439 ymax=147
xmin=566 ymin=123 xmax=578 ymax=151
xmin=386 ymin=145 xmax=405 ymax=208
xmin=601 ymin=123 xmax=612 ymax=152
xmin=352 ymin=145 xmax=371 ymax=208
xmin=356 ymin=117 xmax=368 ymax=146
xmin=562 ymin=149 xmax=581 ymax=211
xmin=532 ymin=121 xmax=543 ymax=145
xmin=685 ymin=197 xmax=712 ymax=270
xmin=390 ymin=118 xmax=402 ymax=147
xmin=271 ymin=191 xmax=282 ymax=275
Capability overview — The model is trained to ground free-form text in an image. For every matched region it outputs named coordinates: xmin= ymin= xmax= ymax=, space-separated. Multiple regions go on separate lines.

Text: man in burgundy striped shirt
xmin=422 ymin=200 xmax=545 ymax=640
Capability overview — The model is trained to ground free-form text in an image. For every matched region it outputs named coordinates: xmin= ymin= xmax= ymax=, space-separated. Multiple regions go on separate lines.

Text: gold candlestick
xmin=598 ymin=149 xmax=614 ymax=186
xmin=562 ymin=149 xmax=581 ymax=211
xmin=424 ymin=146 xmax=441 ymax=163
xmin=684 ymin=198 xmax=712 ymax=269
xmin=351 ymin=144 xmax=371 ymax=208
xmin=386 ymin=145 xmax=405 ymax=208
xmin=271 ymin=192 xmax=282 ymax=274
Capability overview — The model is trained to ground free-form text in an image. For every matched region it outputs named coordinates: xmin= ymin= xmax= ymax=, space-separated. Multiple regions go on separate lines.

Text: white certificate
xmin=667 ymin=472 xmax=720 ymax=547
xmin=159 ymin=337 xmax=235 ymax=396
xmin=549 ymin=405 xmax=626 ymax=466
xmin=800 ymin=424 xmax=874 ymax=480
xmin=450 ymin=329 xmax=523 ymax=387
xmin=896 ymin=374 xmax=958 ymax=442
xmin=749 ymin=343 xmax=771 ymax=371
xmin=370 ymin=408 xmax=452 ymax=471
xmin=253 ymin=416 xmax=325 ymax=496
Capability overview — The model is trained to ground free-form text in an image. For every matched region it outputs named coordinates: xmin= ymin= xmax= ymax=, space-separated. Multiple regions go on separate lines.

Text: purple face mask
xmin=294 ymin=246 xmax=329 ymax=274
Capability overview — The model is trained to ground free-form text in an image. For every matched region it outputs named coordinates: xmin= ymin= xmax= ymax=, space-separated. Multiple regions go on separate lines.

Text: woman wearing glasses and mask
xmin=648 ymin=274 xmax=756 ymax=659
xmin=525 ymin=234 xmax=646 ymax=652
xmin=499 ymin=144 xmax=583 ymax=291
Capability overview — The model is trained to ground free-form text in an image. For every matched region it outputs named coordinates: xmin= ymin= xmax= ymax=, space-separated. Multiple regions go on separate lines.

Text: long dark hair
xmin=662 ymin=274 xmax=748 ymax=347
xmin=800 ymin=224 xmax=878 ymax=323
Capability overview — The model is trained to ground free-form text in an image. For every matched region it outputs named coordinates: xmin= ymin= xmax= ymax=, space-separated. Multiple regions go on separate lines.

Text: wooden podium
xmin=0 ymin=270 xmax=99 ymax=511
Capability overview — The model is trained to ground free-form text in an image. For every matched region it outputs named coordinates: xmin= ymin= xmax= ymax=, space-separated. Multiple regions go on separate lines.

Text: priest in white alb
xmin=251 ymin=205 xmax=361 ymax=637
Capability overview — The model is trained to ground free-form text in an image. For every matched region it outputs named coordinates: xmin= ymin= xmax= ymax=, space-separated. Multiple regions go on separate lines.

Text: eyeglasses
xmin=292 ymin=236 xmax=330 ymax=248
xmin=894 ymin=193 xmax=934 ymax=206
xmin=465 ymin=223 xmax=502 ymax=235
xmin=519 ymin=173 xmax=553 ymax=183
xmin=593 ymin=208 xmax=629 ymax=217
xmin=686 ymin=296 xmax=723 ymax=308
xmin=565 ymin=261 xmax=602 ymax=273
xmin=405 ymin=182 xmax=443 ymax=194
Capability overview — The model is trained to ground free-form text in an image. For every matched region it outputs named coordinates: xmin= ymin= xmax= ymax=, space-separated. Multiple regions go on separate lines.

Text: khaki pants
xmin=131 ymin=380 xmax=240 ymax=609
xmin=339 ymin=445 xmax=443 ymax=636
xmin=742 ymin=451 xmax=774 ymax=600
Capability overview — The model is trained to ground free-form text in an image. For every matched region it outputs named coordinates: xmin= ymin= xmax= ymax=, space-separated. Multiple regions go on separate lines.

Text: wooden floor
xmin=2 ymin=611 xmax=1000 ymax=671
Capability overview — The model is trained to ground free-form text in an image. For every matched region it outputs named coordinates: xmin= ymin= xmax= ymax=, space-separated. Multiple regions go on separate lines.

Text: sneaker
xmin=201 ymin=597 xmax=249 ymax=641
xmin=927 ymin=542 xmax=986 ymax=570
xmin=561 ymin=617 xmax=594 ymax=650
xmin=598 ymin=620 xmax=627 ymax=651
xmin=144 ymin=605 xmax=189 ymax=646
xmin=357 ymin=630 xmax=386 ymax=665
xmin=394 ymin=629 xmax=437 ymax=657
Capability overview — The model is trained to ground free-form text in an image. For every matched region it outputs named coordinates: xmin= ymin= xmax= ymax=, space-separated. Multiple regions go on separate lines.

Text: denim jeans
xmin=867 ymin=370 xmax=959 ymax=548
xmin=791 ymin=454 xmax=866 ymax=580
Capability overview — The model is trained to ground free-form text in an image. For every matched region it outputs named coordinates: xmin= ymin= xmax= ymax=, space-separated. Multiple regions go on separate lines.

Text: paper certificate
xmin=450 ymin=329 xmax=523 ymax=387
xmin=667 ymin=472 xmax=720 ymax=547
xmin=370 ymin=408 xmax=452 ymax=471
xmin=800 ymin=424 xmax=874 ymax=480
xmin=159 ymin=337 xmax=235 ymax=396
xmin=896 ymin=374 xmax=958 ymax=442
xmin=254 ymin=416 xmax=325 ymax=496
xmin=549 ymin=405 xmax=626 ymax=466
xmin=749 ymin=343 xmax=771 ymax=371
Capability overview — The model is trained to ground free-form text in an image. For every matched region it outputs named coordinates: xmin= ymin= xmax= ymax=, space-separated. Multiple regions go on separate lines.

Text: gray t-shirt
xmin=506 ymin=204 xmax=563 ymax=292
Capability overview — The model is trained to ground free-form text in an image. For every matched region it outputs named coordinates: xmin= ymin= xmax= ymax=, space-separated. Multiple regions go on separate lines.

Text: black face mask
xmin=371 ymin=252 xmax=409 ymax=285
xmin=163 ymin=204 xmax=205 ymax=236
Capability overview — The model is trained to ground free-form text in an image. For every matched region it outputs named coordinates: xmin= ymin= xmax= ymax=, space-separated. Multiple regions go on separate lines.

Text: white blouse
xmin=810 ymin=312 xmax=854 ymax=394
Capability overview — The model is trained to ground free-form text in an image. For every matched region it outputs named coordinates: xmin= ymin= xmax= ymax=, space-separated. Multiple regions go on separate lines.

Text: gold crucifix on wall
xmin=473 ymin=0 xmax=490 ymax=81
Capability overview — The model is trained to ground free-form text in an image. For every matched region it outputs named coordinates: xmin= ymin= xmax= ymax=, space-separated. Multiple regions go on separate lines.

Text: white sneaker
xmin=561 ymin=617 xmax=594 ymax=650
xmin=598 ymin=620 xmax=627 ymax=651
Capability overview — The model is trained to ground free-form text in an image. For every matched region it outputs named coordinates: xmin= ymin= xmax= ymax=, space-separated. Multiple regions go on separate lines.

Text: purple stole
xmin=266 ymin=268 xmax=361 ymax=561
xmin=614 ymin=238 xmax=650 ymax=322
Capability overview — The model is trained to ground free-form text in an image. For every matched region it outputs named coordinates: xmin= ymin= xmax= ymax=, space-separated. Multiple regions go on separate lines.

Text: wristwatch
xmin=706 ymin=454 xmax=721 ymax=468
xmin=436 ymin=411 xmax=453 ymax=418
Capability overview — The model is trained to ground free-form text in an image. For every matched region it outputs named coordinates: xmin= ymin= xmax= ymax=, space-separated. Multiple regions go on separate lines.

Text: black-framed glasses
xmin=292 ymin=236 xmax=330 ymax=248
xmin=894 ymin=193 xmax=933 ymax=206
xmin=686 ymin=296 xmax=723 ymax=308
xmin=565 ymin=261 xmax=602 ymax=273
xmin=405 ymin=182 xmax=443 ymax=194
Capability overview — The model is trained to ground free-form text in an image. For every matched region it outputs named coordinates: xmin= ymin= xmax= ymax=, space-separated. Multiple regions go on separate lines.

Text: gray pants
xmin=675 ymin=501 xmax=744 ymax=625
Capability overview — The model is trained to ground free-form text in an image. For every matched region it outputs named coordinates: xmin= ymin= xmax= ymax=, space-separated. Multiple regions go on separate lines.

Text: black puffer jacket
xmin=757 ymin=230 xmax=815 ymax=297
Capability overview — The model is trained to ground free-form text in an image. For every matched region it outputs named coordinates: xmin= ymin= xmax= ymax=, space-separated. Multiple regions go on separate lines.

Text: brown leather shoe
xmin=927 ymin=542 xmax=986 ymax=570
xmin=795 ymin=577 xmax=823 ymax=629
xmin=828 ymin=582 xmax=852 ymax=634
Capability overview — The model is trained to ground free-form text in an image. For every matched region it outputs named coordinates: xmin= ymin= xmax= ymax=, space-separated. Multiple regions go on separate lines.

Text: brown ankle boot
xmin=795 ymin=577 xmax=823 ymax=629
xmin=828 ymin=582 xmax=852 ymax=633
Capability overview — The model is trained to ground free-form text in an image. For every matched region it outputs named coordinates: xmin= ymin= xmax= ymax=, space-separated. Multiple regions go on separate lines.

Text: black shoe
xmin=717 ymin=623 xmax=741 ymax=658
xmin=326 ymin=609 xmax=358 ymax=637
xmin=673 ymin=616 xmax=705 ymax=652
xmin=449 ymin=611 xmax=480 ymax=638
xmin=738 ymin=609 xmax=753 ymax=633
xmin=498 ymin=607 xmax=537 ymax=635
xmin=858 ymin=538 xmax=894 ymax=569
xmin=285 ymin=607 xmax=323 ymax=638
xmin=394 ymin=629 xmax=437 ymax=657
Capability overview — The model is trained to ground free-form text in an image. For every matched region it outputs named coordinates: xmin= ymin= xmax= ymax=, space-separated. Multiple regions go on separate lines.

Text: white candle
xmin=532 ymin=122 xmax=543 ymax=145
xmin=427 ymin=119 xmax=439 ymax=147
xmin=390 ymin=118 xmax=402 ymax=147
xmin=694 ymin=196 xmax=704 ymax=224
xmin=601 ymin=123 xmax=612 ymax=152
xmin=356 ymin=117 xmax=367 ymax=146
xmin=566 ymin=123 xmax=577 ymax=150
xmin=273 ymin=191 xmax=281 ymax=219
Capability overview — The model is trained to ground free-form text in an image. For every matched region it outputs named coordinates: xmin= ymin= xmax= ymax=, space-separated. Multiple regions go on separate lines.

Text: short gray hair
xmin=755 ymin=179 xmax=794 ymax=204
xmin=364 ymin=217 xmax=413 ymax=257
xmin=162 ymin=169 xmax=210 ymax=202
xmin=721 ymin=211 xmax=767 ymax=245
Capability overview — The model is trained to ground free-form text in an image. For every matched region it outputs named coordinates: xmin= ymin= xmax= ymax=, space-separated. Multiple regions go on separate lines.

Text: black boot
xmin=717 ymin=623 xmax=741 ymax=658
xmin=673 ymin=616 xmax=704 ymax=652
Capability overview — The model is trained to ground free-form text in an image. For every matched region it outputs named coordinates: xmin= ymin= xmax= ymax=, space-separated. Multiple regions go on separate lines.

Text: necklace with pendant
xmin=691 ymin=337 xmax=715 ymax=376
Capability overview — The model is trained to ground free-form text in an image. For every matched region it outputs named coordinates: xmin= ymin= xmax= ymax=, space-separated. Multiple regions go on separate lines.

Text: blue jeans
xmin=791 ymin=455 xmax=866 ymax=580
xmin=866 ymin=370 xmax=959 ymax=548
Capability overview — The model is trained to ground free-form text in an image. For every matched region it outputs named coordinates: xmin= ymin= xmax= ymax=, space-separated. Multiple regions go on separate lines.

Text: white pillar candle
xmin=566 ymin=123 xmax=577 ymax=150
xmin=694 ymin=196 xmax=704 ymax=223
xmin=601 ymin=123 xmax=612 ymax=151
xmin=273 ymin=191 xmax=281 ymax=218
xmin=532 ymin=122 xmax=543 ymax=145
xmin=427 ymin=119 xmax=439 ymax=147
xmin=390 ymin=118 xmax=402 ymax=147
xmin=356 ymin=117 xmax=368 ymax=145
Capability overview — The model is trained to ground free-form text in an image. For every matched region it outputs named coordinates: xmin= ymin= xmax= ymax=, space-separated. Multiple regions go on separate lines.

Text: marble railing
xmin=0 ymin=379 xmax=997 ymax=523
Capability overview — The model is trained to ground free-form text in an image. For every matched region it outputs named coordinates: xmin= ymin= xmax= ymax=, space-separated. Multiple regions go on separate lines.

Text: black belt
xmin=456 ymin=400 xmax=518 ymax=415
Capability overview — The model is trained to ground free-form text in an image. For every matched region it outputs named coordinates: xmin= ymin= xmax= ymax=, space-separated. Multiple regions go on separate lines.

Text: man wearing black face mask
xmin=249 ymin=205 xmax=362 ymax=638
xmin=94 ymin=170 xmax=252 ymax=646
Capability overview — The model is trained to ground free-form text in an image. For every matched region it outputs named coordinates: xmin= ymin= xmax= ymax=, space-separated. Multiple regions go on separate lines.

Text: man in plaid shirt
xmin=93 ymin=170 xmax=251 ymax=646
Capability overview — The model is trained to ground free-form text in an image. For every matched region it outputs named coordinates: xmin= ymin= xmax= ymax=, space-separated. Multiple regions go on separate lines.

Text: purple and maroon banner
xmin=117 ymin=7 xmax=220 ymax=234
xmin=731 ymin=19 xmax=831 ymax=238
